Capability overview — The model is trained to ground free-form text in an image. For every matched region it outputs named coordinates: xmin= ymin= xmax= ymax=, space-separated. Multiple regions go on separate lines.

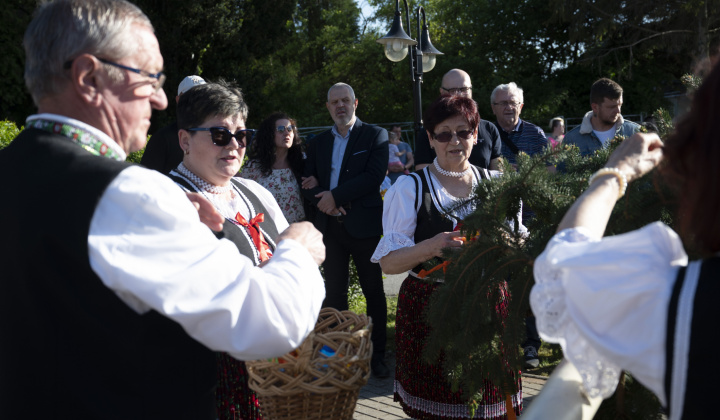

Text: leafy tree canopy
xmin=1 ymin=0 xmax=717 ymax=138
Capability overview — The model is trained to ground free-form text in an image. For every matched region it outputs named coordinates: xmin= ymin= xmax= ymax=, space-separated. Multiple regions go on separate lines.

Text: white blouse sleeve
xmin=371 ymin=175 xmax=419 ymax=263
xmin=89 ymin=166 xmax=324 ymax=360
xmin=530 ymin=222 xmax=688 ymax=405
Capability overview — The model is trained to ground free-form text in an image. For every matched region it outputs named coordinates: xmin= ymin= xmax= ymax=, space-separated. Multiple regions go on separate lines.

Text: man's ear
xmin=71 ymin=54 xmax=104 ymax=106
xmin=590 ymin=101 xmax=599 ymax=117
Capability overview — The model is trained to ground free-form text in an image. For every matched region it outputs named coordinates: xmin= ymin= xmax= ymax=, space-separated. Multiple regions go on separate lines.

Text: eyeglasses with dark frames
xmin=440 ymin=86 xmax=472 ymax=95
xmin=492 ymin=101 xmax=522 ymax=109
xmin=186 ymin=127 xmax=256 ymax=148
xmin=432 ymin=130 xmax=474 ymax=143
xmin=63 ymin=56 xmax=166 ymax=95
xmin=276 ymin=125 xmax=296 ymax=133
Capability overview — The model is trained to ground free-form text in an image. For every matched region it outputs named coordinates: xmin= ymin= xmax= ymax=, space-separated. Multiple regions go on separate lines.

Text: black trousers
xmin=322 ymin=217 xmax=387 ymax=357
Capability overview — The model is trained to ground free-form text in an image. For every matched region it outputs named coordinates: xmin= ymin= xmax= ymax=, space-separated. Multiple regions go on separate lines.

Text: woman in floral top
xmin=241 ymin=112 xmax=307 ymax=223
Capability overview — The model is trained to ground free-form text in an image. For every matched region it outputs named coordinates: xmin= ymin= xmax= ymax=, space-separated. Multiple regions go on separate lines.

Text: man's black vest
xmin=0 ymin=129 xmax=216 ymax=419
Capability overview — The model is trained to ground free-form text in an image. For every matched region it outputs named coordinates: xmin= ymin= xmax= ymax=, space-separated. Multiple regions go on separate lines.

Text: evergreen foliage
xmin=0 ymin=120 xmax=21 ymax=150
xmin=421 ymin=140 xmax=675 ymax=416
xmin=594 ymin=373 xmax=664 ymax=420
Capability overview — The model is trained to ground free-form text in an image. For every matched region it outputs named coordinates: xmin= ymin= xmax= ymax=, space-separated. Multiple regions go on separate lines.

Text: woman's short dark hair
xmin=423 ymin=95 xmax=480 ymax=137
xmin=247 ymin=112 xmax=304 ymax=178
xmin=662 ymin=62 xmax=720 ymax=254
xmin=176 ymin=80 xmax=248 ymax=130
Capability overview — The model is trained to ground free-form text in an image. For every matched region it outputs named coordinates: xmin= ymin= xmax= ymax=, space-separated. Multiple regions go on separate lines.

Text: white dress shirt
xmin=531 ymin=222 xmax=688 ymax=405
xmin=89 ymin=166 xmax=325 ymax=360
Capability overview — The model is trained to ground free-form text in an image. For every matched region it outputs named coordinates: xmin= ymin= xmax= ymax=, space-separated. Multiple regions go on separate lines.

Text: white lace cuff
xmin=371 ymin=232 xmax=415 ymax=263
xmin=531 ymin=227 xmax=620 ymax=399
xmin=531 ymin=272 xmax=622 ymax=398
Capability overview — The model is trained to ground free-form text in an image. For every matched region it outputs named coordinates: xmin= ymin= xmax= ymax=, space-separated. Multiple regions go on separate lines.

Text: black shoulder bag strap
xmin=500 ymin=131 xmax=520 ymax=156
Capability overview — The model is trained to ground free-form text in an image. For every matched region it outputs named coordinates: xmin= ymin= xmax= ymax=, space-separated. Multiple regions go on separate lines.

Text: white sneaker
xmin=524 ymin=346 xmax=539 ymax=368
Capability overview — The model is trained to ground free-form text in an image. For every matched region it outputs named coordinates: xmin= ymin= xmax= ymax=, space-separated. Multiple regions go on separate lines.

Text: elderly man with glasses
xmin=0 ymin=1 xmax=326 ymax=418
xmin=415 ymin=68 xmax=503 ymax=171
xmin=490 ymin=82 xmax=549 ymax=171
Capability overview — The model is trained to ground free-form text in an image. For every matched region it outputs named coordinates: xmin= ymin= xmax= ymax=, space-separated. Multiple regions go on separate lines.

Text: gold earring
xmin=184 ymin=149 xmax=190 ymax=155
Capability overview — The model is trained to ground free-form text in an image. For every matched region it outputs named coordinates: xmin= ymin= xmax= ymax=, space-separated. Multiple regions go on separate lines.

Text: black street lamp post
xmin=377 ymin=0 xmax=442 ymax=142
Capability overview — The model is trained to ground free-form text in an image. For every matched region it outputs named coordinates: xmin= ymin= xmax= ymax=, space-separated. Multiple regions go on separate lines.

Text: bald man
xmin=414 ymin=69 xmax=502 ymax=170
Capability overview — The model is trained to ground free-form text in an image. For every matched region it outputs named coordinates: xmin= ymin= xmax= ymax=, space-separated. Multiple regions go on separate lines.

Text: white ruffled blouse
xmin=370 ymin=170 xmax=482 ymax=263
xmin=371 ymin=169 xmax=528 ymax=264
xmin=531 ymin=222 xmax=689 ymax=406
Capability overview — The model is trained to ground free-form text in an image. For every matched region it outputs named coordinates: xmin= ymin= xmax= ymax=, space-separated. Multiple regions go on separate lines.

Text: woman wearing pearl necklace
xmin=371 ymin=95 xmax=526 ymax=419
xmin=169 ymin=81 xmax=289 ymax=420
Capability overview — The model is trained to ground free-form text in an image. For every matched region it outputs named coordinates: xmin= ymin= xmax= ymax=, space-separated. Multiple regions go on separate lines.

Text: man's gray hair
xmin=24 ymin=0 xmax=153 ymax=105
xmin=327 ymin=83 xmax=355 ymax=102
xmin=490 ymin=82 xmax=524 ymax=105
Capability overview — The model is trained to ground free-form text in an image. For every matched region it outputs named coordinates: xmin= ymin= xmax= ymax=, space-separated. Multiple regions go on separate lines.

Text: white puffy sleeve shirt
xmin=530 ymin=222 xmax=688 ymax=405
xmin=371 ymin=169 xmax=525 ymax=263
xmin=88 ymin=166 xmax=325 ymax=360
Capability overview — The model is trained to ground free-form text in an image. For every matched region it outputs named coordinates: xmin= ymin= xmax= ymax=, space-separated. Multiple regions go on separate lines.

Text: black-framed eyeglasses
xmin=186 ymin=127 xmax=256 ymax=147
xmin=96 ymin=58 xmax=166 ymax=93
xmin=63 ymin=56 xmax=166 ymax=94
xmin=441 ymin=86 xmax=472 ymax=95
xmin=492 ymin=101 xmax=522 ymax=109
xmin=276 ymin=125 xmax=296 ymax=133
xmin=433 ymin=130 xmax=474 ymax=143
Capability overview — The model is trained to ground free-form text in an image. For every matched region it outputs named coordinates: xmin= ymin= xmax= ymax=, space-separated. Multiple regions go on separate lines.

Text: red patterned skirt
xmin=394 ymin=276 xmax=522 ymax=419
xmin=216 ymin=353 xmax=263 ymax=420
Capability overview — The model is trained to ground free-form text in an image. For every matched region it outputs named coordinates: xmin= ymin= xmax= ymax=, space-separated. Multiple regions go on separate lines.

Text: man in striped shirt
xmin=490 ymin=82 xmax=550 ymax=171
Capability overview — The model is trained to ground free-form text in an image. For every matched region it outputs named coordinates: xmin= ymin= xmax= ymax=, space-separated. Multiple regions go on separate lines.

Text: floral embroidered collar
xmin=25 ymin=114 xmax=127 ymax=161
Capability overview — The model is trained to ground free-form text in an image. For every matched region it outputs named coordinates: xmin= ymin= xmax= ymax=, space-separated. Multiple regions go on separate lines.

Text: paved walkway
xmin=353 ymin=353 xmax=547 ymax=419
xmin=358 ymin=273 xmax=548 ymax=418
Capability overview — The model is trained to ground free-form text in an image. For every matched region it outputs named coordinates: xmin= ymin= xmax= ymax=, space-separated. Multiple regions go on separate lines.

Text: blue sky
xmin=357 ymin=0 xmax=376 ymax=20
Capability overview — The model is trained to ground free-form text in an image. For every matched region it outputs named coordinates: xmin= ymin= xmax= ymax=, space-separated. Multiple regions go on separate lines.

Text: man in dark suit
xmin=302 ymin=83 xmax=390 ymax=377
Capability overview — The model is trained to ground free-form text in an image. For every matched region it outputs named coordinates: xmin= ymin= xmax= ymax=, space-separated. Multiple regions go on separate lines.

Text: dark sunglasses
xmin=276 ymin=125 xmax=296 ymax=133
xmin=186 ymin=127 xmax=256 ymax=147
xmin=433 ymin=130 xmax=474 ymax=143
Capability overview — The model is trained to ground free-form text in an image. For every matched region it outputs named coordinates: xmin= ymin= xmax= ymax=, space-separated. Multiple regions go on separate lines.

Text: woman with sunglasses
xmin=171 ymin=81 xmax=289 ymax=420
xmin=371 ymin=95 xmax=525 ymax=419
xmin=241 ymin=112 xmax=307 ymax=223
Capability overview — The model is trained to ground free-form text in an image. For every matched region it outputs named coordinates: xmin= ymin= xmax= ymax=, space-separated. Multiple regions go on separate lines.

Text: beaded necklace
xmin=176 ymin=163 xmax=233 ymax=194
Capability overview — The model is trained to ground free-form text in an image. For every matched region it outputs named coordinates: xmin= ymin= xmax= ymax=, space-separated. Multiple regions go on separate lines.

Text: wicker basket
xmin=247 ymin=308 xmax=373 ymax=420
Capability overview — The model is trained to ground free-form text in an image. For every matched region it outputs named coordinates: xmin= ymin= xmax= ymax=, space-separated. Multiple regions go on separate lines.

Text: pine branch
xmin=422 ymin=139 xmax=677 ymax=413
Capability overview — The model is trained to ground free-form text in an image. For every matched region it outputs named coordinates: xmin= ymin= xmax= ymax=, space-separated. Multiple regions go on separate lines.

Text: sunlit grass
xmin=524 ymin=342 xmax=563 ymax=376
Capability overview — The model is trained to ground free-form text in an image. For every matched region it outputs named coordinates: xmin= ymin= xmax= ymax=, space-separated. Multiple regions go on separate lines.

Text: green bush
xmin=0 ymin=119 xmax=146 ymax=165
xmin=0 ymin=120 xmax=21 ymax=150
xmin=126 ymin=147 xmax=145 ymax=164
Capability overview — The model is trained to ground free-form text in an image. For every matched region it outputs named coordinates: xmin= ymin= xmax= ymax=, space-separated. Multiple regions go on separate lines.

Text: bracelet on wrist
xmin=588 ymin=167 xmax=627 ymax=199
